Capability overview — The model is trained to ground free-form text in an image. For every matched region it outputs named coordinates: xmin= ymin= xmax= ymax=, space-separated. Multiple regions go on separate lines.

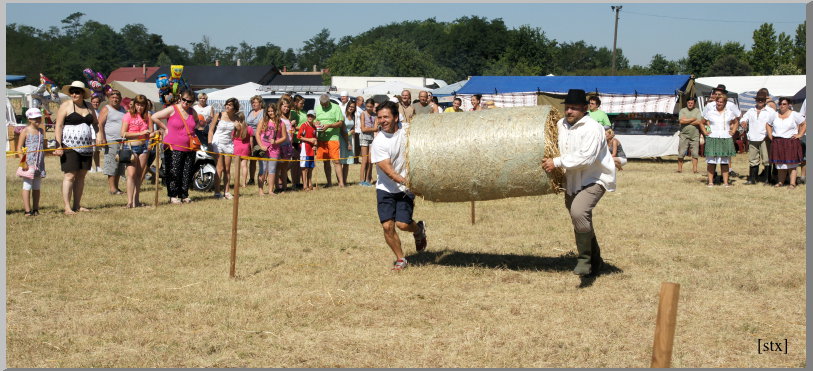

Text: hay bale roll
xmin=405 ymin=105 xmax=564 ymax=202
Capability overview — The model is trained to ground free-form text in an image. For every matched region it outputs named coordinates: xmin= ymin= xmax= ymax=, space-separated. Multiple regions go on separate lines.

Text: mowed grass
xmin=5 ymin=152 xmax=806 ymax=367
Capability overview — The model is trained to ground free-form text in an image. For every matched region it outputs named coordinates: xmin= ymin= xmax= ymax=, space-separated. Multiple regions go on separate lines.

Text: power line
xmin=624 ymin=10 xmax=803 ymax=25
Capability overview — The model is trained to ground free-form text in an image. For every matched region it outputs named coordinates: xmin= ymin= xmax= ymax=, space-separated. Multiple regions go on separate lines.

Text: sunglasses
xmin=755 ymin=98 xmax=766 ymax=102
xmin=68 ymin=88 xmax=83 ymax=95
xmin=181 ymin=98 xmax=194 ymax=104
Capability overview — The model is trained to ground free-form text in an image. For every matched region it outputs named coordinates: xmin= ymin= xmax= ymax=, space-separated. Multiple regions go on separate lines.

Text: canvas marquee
xmin=454 ymin=75 xmax=693 ymax=114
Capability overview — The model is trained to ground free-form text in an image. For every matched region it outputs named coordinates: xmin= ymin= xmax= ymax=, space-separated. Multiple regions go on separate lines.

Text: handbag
xmin=175 ymin=104 xmax=202 ymax=151
xmin=16 ymin=165 xmax=37 ymax=179
xmin=116 ymin=142 xmax=136 ymax=163
xmin=16 ymin=148 xmax=41 ymax=179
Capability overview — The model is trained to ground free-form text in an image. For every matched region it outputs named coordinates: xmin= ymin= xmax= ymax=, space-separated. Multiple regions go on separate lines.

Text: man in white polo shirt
xmin=740 ymin=89 xmax=776 ymax=184
xmin=370 ymin=100 xmax=427 ymax=271
xmin=542 ymin=89 xmax=616 ymax=277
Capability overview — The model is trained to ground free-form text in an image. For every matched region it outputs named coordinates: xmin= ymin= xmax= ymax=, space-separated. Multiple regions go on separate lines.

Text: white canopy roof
xmin=109 ymin=81 xmax=160 ymax=103
xmin=696 ymin=75 xmax=805 ymax=96
xmin=206 ymin=82 xmax=265 ymax=101
xmin=11 ymin=85 xmax=38 ymax=95
xmin=360 ymin=80 xmax=424 ymax=96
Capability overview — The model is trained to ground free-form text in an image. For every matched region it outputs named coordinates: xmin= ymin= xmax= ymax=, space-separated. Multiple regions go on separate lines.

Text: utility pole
xmin=611 ymin=5 xmax=622 ymax=76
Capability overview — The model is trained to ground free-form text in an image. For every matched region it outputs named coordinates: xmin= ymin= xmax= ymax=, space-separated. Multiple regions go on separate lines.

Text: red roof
xmin=107 ymin=67 xmax=161 ymax=83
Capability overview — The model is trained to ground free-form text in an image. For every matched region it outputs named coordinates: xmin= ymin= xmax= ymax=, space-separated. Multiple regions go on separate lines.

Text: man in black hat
xmin=739 ymin=89 xmax=776 ymax=184
xmin=542 ymin=89 xmax=616 ymax=277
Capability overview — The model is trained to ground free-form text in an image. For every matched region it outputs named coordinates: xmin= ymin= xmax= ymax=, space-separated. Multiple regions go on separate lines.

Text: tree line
xmin=6 ymin=12 xmax=805 ymax=87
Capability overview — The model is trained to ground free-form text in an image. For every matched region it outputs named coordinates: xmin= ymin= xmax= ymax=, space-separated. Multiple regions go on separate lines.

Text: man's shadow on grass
xmin=406 ymin=249 xmax=622 ymax=279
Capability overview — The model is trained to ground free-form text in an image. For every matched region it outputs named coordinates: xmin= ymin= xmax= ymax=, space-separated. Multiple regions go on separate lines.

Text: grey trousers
xmin=564 ymin=183 xmax=606 ymax=234
xmin=748 ymin=139 xmax=770 ymax=167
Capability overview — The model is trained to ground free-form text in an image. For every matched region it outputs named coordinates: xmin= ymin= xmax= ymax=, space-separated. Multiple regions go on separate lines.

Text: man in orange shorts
xmin=314 ymin=93 xmax=346 ymax=187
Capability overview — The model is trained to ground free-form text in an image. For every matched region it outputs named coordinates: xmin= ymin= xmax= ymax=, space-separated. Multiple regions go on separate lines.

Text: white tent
xmin=696 ymin=75 xmax=805 ymax=113
xmin=359 ymin=81 xmax=424 ymax=97
xmin=109 ymin=81 xmax=160 ymax=103
xmin=695 ymin=75 xmax=805 ymax=96
xmin=11 ymin=84 xmax=69 ymax=108
xmin=206 ymin=82 xmax=266 ymax=112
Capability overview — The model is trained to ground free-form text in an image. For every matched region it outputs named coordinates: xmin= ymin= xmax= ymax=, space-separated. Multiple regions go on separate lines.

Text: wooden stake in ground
xmin=313 ymin=159 xmax=318 ymax=189
xmin=229 ymin=155 xmax=241 ymax=278
xmin=154 ymin=142 xmax=161 ymax=207
xmin=651 ymin=282 xmax=680 ymax=368
xmin=470 ymin=201 xmax=475 ymax=224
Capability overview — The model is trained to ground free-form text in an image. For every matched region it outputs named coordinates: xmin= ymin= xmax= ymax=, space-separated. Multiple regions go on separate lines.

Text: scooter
xmin=148 ymin=143 xmax=215 ymax=191
xmin=192 ymin=144 xmax=216 ymax=192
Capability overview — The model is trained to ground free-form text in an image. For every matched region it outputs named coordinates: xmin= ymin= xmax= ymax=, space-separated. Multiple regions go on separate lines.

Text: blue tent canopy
xmin=456 ymin=75 xmax=692 ymax=95
xmin=6 ymin=75 xmax=27 ymax=82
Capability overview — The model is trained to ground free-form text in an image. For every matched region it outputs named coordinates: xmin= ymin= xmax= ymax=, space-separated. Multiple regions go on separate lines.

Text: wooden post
xmin=229 ymin=155 xmax=241 ymax=278
xmin=470 ymin=201 xmax=476 ymax=225
xmin=154 ymin=143 xmax=161 ymax=207
xmin=651 ymin=282 xmax=680 ymax=368
xmin=313 ymin=159 xmax=319 ymax=189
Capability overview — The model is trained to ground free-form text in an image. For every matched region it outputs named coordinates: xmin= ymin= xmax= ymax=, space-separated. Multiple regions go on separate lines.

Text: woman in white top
xmin=767 ymin=97 xmax=806 ymax=189
xmin=208 ymin=97 xmax=239 ymax=199
xmin=700 ymin=95 xmax=738 ymax=187
xmin=193 ymin=92 xmax=213 ymax=145
xmin=245 ymin=95 xmax=264 ymax=185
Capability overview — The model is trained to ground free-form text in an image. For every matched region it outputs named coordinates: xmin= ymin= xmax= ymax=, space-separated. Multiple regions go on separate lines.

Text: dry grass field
xmin=5 ymin=152 xmax=806 ymax=367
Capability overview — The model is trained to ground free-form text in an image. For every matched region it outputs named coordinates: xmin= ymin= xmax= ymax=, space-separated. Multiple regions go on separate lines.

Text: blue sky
xmin=7 ymin=3 xmax=806 ymax=67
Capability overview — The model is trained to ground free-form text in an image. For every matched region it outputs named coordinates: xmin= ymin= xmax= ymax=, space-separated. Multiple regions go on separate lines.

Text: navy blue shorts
xmin=376 ymin=189 xmax=414 ymax=224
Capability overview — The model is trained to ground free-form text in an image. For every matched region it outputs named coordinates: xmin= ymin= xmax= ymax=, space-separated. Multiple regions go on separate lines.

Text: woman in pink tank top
xmin=150 ymin=90 xmax=203 ymax=204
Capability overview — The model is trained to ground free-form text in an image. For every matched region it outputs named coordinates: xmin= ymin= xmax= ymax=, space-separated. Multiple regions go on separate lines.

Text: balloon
xmin=170 ymin=65 xmax=183 ymax=80
xmin=96 ymin=72 xmax=106 ymax=85
xmin=156 ymin=74 xmax=169 ymax=89
xmin=82 ymin=68 xmax=96 ymax=82
xmin=89 ymin=80 xmax=102 ymax=91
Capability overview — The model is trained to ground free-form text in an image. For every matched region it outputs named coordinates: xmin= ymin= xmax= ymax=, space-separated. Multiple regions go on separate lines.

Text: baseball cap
xmin=340 ymin=91 xmax=348 ymax=97
xmin=25 ymin=107 xmax=43 ymax=119
xmin=306 ymin=110 xmax=316 ymax=117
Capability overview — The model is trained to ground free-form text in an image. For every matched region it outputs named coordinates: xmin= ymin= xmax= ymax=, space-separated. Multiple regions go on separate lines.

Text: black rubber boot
xmin=573 ymin=232 xmax=594 ymax=276
xmin=745 ymin=166 xmax=758 ymax=185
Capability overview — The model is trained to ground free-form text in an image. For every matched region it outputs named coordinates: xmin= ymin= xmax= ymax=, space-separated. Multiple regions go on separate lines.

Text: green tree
xmin=773 ymin=63 xmax=802 ymax=75
xmin=236 ymin=41 xmax=255 ymax=65
xmin=189 ymin=35 xmax=221 ymax=65
xmin=649 ymin=54 xmax=679 ymax=75
xmin=156 ymin=52 xmax=172 ymax=66
xmin=794 ymin=22 xmax=805 ymax=72
xmin=60 ymin=12 xmax=84 ymax=35
xmin=706 ymin=54 xmax=753 ymax=76
xmin=298 ymin=28 xmax=336 ymax=71
xmin=687 ymin=41 xmax=723 ymax=76
xmin=776 ymin=32 xmax=795 ymax=67
xmin=750 ymin=23 xmax=777 ymax=75
xmin=119 ymin=24 xmax=165 ymax=66
xmin=79 ymin=21 xmax=121 ymax=75
xmin=326 ymin=38 xmax=455 ymax=82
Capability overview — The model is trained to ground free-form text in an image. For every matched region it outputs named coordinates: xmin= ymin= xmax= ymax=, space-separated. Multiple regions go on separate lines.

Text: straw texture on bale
xmin=405 ymin=105 xmax=564 ymax=202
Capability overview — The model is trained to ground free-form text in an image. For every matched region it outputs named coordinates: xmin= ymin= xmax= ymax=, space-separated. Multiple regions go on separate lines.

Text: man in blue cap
xmin=542 ymin=89 xmax=616 ymax=277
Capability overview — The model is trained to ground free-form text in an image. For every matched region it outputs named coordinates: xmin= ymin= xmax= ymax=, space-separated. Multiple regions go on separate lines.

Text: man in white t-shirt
xmin=370 ymin=100 xmax=427 ymax=271
xmin=542 ymin=89 xmax=616 ymax=277
xmin=739 ymin=90 xmax=776 ymax=184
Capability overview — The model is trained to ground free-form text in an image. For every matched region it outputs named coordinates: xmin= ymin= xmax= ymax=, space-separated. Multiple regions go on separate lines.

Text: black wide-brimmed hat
xmin=563 ymin=89 xmax=587 ymax=105
xmin=712 ymin=84 xmax=728 ymax=94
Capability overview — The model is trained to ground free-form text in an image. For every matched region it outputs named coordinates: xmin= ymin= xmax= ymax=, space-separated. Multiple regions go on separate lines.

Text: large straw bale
xmin=405 ymin=105 xmax=564 ymax=202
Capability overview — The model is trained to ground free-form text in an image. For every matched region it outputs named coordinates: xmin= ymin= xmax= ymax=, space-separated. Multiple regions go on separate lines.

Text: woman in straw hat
xmin=700 ymin=95 xmax=739 ymax=187
xmin=53 ymin=81 xmax=103 ymax=215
